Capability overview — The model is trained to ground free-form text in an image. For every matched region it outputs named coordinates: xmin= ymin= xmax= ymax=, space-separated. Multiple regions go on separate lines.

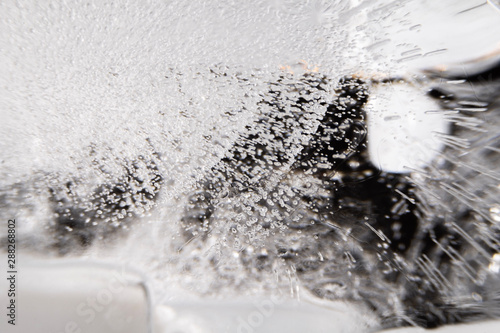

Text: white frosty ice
xmin=2 ymin=0 xmax=500 ymax=332
xmin=365 ymin=81 xmax=448 ymax=173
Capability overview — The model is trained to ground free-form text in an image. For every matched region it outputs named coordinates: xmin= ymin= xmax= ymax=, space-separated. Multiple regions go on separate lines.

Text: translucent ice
xmin=2 ymin=1 xmax=500 ymax=332
xmin=365 ymin=80 xmax=449 ymax=173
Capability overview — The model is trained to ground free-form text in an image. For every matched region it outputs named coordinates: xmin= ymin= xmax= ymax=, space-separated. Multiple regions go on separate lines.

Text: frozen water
xmin=365 ymin=81 xmax=448 ymax=173
xmin=1 ymin=0 xmax=500 ymax=332
xmin=489 ymin=0 xmax=500 ymax=12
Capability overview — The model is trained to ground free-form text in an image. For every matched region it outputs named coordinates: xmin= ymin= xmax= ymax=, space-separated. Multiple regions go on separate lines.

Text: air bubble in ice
xmin=489 ymin=205 xmax=500 ymax=223
xmin=489 ymin=254 xmax=500 ymax=273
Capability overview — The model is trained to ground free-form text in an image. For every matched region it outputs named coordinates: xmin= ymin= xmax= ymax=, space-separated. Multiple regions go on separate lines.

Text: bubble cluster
xmin=47 ymin=148 xmax=163 ymax=253
xmin=2 ymin=2 xmax=500 ymax=331
xmin=180 ymin=61 xmax=500 ymax=328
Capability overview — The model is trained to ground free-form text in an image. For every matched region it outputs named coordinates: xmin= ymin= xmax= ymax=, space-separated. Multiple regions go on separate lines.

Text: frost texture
xmin=1 ymin=1 xmax=500 ymax=331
